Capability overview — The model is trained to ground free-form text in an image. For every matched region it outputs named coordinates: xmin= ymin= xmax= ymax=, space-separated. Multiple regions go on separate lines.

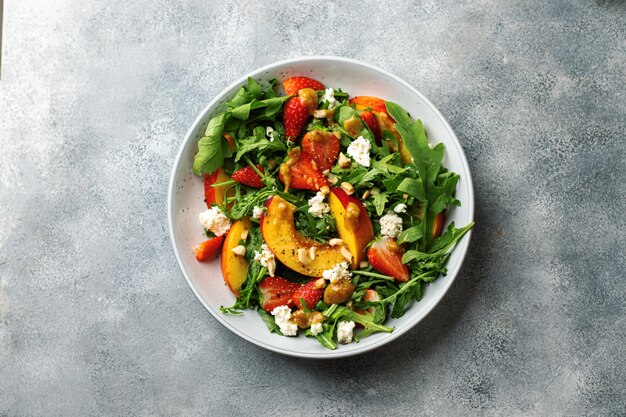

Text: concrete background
xmin=1 ymin=1 xmax=624 ymax=416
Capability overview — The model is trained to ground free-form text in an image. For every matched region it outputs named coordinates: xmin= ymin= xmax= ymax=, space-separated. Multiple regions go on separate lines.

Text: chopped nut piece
xmin=240 ymin=230 xmax=249 ymax=241
xmin=362 ymin=190 xmax=371 ymax=200
xmin=298 ymin=248 xmax=313 ymax=265
xmin=231 ymin=245 xmax=246 ymax=256
xmin=328 ymin=238 xmax=344 ymax=246
xmin=315 ymin=278 xmax=327 ymax=289
xmin=309 ymin=246 xmax=317 ymax=260
xmin=340 ymin=246 xmax=353 ymax=261
xmin=322 ymin=169 xmax=330 ymax=176
xmin=359 ymin=261 xmax=369 ymax=269
xmin=341 ymin=182 xmax=355 ymax=195
xmin=403 ymin=193 xmax=409 ymax=199
xmin=327 ymin=173 xmax=339 ymax=185
xmin=332 ymin=131 xmax=341 ymax=139
xmin=313 ymin=109 xmax=328 ymax=119
xmin=338 ymin=152 xmax=351 ymax=168
xmin=320 ymin=186 xmax=330 ymax=195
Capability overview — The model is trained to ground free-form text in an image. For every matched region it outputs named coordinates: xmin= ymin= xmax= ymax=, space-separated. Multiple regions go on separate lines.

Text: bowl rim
xmin=168 ymin=55 xmax=474 ymax=359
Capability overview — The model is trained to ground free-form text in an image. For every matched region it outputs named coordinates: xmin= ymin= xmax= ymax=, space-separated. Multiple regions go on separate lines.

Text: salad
xmin=191 ymin=76 xmax=473 ymax=349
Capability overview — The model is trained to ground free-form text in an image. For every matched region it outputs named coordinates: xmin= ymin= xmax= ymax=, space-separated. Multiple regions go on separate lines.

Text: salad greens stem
xmin=244 ymin=156 xmax=265 ymax=178
xmin=211 ymin=179 xmax=237 ymax=188
xmin=351 ymin=270 xmax=395 ymax=281
xmin=379 ymin=272 xmax=434 ymax=304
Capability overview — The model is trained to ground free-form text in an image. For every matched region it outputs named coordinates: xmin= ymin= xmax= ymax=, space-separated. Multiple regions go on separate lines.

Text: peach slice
xmin=374 ymin=112 xmax=413 ymax=165
xmin=432 ymin=212 xmax=445 ymax=238
xmin=221 ymin=217 xmax=251 ymax=296
xmin=328 ymin=187 xmax=375 ymax=268
xmin=204 ymin=168 xmax=234 ymax=207
xmin=350 ymin=96 xmax=413 ymax=165
xmin=260 ymin=196 xmax=346 ymax=277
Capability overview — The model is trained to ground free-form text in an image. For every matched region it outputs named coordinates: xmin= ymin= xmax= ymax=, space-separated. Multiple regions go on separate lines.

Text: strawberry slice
xmin=283 ymin=97 xmax=310 ymax=142
xmin=279 ymin=153 xmax=329 ymax=191
xmin=232 ymin=165 xmax=264 ymax=188
xmin=359 ymin=110 xmax=381 ymax=145
xmin=300 ymin=130 xmax=340 ymax=172
xmin=349 ymin=96 xmax=393 ymax=120
xmin=193 ymin=236 xmax=224 ymax=262
xmin=259 ymin=277 xmax=301 ymax=313
xmin=367 ymin=239 xmax=410 ymax=282
xmin=363 ymin=289 xmax=380 ymax=315
xmin=292 ymin=279 xmax=324 ymax=310
xmin=283 ymin=76 xmax=325 ymax=96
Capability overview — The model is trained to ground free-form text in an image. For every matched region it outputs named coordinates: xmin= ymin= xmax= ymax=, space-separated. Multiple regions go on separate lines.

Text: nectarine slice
xmin=204 ymin=168 xmax=234 ymax=207
xmin=328 ymin=188 xmax=374 ymax=268
xmin=221 ymin=217 xmax=251 ymax=296
xmin=260 ymin=196 xmax=346 ymax=277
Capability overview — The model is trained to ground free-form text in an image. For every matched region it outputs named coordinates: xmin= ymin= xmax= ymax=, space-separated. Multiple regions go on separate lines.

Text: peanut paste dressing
xmin=343 ymin=116 xmax=363 ymax=137
xmin=279 ymin=147 xmax=301 ymax=191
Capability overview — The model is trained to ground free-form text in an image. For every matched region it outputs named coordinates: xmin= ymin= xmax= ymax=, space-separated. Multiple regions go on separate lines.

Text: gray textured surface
xmin=1 ymin=1 xmax=625 ymax=416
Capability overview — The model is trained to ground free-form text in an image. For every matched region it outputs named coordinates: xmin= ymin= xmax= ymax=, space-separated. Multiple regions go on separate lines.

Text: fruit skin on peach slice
xmin=260 ymin=196 xmax=346 ymax=277
xmin=328 ymin=187 xmax=375 ymax=268
xmin=221 ymin=217 xmax=251 ymax=296
xmin=205 ymin=168 xmax=234 ymax=207
xmin=350 ymin=96 xmax=413 ymax=165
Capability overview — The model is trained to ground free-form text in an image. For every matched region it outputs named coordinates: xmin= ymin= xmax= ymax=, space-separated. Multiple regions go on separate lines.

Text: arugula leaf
xmin=258 ymin=309 xmax=282 ymax=334
xmin=396 ymin=178 xmax=426 ymax=202
xmin=372 ymin=192 xmax=388 ymax=216
xmin=234 ymin=136 xmax=287 ymax=162
xmin=246 ymin=77 xmax=263 ymax=100
xmin=427 ymin=221 xmax=474 ymax=254
xmin=192 ymin=112 xmax=230 ymax=175
xmin=397 ymin=226 xmax=423 ymax=244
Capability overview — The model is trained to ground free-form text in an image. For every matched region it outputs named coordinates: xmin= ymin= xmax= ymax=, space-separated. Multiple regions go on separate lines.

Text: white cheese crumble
xmin=254 ymin=244 xmax=276 ymax=277
xmin=393 ymin=203 xmax=407 ymax=214
xmin=347 ymin=136 xmax=371 ymax=167
xmin=380 ymin=212 xmax=403 ymax=238
xmin=271 ymin=305 xmax=298 ymax=336
xmin=337 ymin=321 xmax=356 ymax=344
xmin=310 ymin=322 xmax=323 ymax=336
xmin=322 ymin=262 xmax=352 ymax=283
xmin=252 ymin=205 xmax=265 ymax=219
xmin=266 ymin=126 xmax=275 ymax=141
xmin=198 ymin=206 xmax=232 ymax=236
xmin=321 ymin=88 xmax=339 ymax=109
xmin=307 ymin=191 xmax=330 ymax=218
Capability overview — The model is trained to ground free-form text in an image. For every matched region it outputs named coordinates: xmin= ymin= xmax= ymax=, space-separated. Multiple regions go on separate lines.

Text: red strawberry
xmin=300 ymin=130 xmax=340 ymax=172
xmin=232 ymin=165 xmax=264 ymax=188
xmin=193 ymin=236 xmax=224 ymax=262
xmin=283 ymin=97 xmax=310 ymax=142
xmin=279 ymin=153 xmax=329 ymax=191
xmin=367 ymin=239 xmax=410 ymax=282
xmin=283 ymin=76 xmax=325 ymax=96
xmin=292 ymin=279 xmax=324 ymax=310
xmin=259 ymin=277 xmax=301 ymax=313
xmin=349 ymin=96 xmax=393 ymax=120
xmin=359 ymin=111 xmax=382 ymax=145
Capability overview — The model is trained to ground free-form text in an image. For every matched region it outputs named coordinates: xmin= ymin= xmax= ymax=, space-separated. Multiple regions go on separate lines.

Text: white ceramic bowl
xmin=168 ymin=56 xmax=474 ymax=359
